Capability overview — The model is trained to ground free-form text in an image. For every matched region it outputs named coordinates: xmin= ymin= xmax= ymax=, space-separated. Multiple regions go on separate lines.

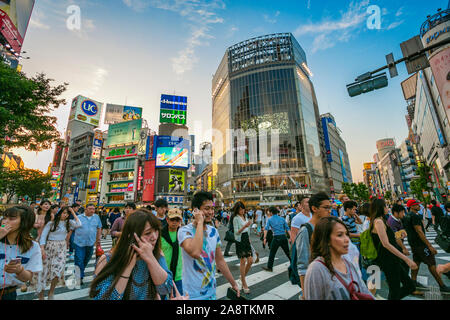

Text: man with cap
xmin=404 ymin=199 xmax=450 ymax=293
xmin=161 ymin=208 xmax=184 ymax=296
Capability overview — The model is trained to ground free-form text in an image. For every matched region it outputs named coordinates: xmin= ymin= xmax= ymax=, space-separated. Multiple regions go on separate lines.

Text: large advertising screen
xmin=106 ymin=119 xmax=142 ymax=147
xmin=160 ymin=94 xmax=187 ymax=125
xmin=156 ymin=147 xmax=189 ymax=169
xmin=69 ymin=95 xmax=103 ymax=127
xmin=0 ymin=0 xmax=35 ymax=54
xmin=169 ymin=169 xmax=185 ymax=193
xmin=104 ymin=104 xmax=143 ymax=124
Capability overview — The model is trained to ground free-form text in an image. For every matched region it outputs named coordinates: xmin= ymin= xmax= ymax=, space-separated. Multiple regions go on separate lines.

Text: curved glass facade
xmin=212 ymin=33 xmax=325 ymax=205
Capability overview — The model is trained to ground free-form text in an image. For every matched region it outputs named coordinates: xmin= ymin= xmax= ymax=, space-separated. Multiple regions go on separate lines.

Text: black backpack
xmin=224 ymin=216 xmax=236 ymax=243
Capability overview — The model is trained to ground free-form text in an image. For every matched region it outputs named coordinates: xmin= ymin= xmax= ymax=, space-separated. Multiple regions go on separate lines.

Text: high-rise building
xmin=399 ymin=139 xmax=418 ymax=195
xmin=212 ymin=33 xmax=326 ymax=207
xmin=319 ymin=113 xmax=353 ymax=195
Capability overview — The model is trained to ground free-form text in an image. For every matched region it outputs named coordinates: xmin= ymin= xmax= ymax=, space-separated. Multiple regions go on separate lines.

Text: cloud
xmin=86 ymin=67 xmax=108 ymax=96
xmin=396 ymin=7 xmax=404 ymax=17
xmin=294 ymin=0 xmax=370 ymax=53
xmin=386 ymin=20 xmax=404 ymax=30
xmin=122 ymin=0 xmax=226 ymax=77
xmin=263 ymin=11 xmax=280 ymax=24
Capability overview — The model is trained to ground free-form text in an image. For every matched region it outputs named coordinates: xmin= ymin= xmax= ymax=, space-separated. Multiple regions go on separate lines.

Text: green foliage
xmin=0 ymin=168 xmax=52 ymax=203
xmin=410 ymin=163 xmax=433 ymax=204
xmin=341 ymin=182 xmax=370 ymax=202
xmin=0 ymin=62 xmax=68 ymax=151
xmin=384 ymin=190 xmax=392 ymax=201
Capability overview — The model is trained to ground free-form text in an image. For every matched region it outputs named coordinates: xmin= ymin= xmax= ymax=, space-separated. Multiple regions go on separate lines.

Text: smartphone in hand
xmin=9 ymin=258 xmax=22 ymax=265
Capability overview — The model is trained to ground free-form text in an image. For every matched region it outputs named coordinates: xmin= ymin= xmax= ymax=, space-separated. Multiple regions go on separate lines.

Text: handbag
xmin=169 ymin=281 xmax=189 ymax=300
xmin=226 ymin=287 xmax=248 ymax=300
xmin=435 ymin=232 xmax=450 ymax=253
xmin=95 ymin=243 xmax=104 ymax=257
xmin=317 ymin=260 xmax=374 ymax=300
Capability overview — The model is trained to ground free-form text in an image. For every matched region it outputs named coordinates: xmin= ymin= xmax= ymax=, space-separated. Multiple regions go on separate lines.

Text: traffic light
xmin=346 ymin=73 xmax=388 ymax=97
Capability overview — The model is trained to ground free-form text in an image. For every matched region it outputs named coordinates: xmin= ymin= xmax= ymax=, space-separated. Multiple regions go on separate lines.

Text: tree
xmin=0 ymin=62 xmax=68 ymax=151
xmin=409 ymin=163 xmax=433 ymax=204
xmin=355 ymin=183 xmax=370 ymax=202
xmin=342 ymin=182 xmax=356 ymax=200
xmin=0 ymin=168 xmax=23 ymax=203
xmin=384 ymin=191 xmax=392 ymax=202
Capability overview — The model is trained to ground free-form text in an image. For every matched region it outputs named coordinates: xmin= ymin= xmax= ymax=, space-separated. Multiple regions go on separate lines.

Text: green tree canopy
xmin=0 ymin=62 xmax=68 ymax=151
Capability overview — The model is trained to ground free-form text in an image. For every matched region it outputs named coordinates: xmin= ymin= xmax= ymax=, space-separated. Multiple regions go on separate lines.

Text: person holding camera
xmin=0 ymin=206 xmax=43 ymax=300
xmin=178 ymin=191 xmax=240 ymax=300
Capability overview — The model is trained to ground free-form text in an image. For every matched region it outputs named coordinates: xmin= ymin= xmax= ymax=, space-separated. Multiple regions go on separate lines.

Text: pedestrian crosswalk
xmin=16 ymin=230 xmax=449 ymax=300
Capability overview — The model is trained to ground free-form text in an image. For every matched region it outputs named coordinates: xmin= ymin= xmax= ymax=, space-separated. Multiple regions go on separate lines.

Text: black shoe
xmin=440 ymin=285 xmax=450 ymax=294
xmin=262 ymin=267 xmax=273 ymax=272
xmin=414 ymin=280 xmax=427 ymax=289
xmin=80 ymin=279 xmax=84 ymax=286
xmin=224 ymin=253 xmax=232 ymax=257
xmin=444 ymin=271 xmax=450 ymax=280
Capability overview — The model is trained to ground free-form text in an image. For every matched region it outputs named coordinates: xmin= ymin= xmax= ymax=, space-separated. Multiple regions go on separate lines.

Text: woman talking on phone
xmin=0 ymin=206 xmax=43 ymax=300
xmin=89 ymin=209 xmax=176 ymax=300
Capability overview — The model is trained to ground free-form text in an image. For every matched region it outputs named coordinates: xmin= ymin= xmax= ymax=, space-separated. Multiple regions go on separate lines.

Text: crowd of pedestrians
xmin=0 ymin=190 xmax=449 ymax=301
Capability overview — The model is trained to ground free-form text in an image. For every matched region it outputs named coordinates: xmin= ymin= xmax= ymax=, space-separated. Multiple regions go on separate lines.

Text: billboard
xmin=0 ymin=0 xmax=35 ymax=54
xmin=321 ymin=117 xmax=333 ymax=163
xmin=142 ymin=160 xmax=156 ymax=202
xmin=160 ymin=94 xmax=187 ymax=125
xmin=363 ymin=162 xmax=375 ymax=171
xmin=87 ymin=169 xmax=100 ymax=194
xmin=156 ymin=147 xmax=189 ymax=169
xmin=339 ymin=149 xmax=348 ymax=183
xmin=429 ymin=47 xmax=450 ymax=126
xmin=106 ymin=145 xmax=137 ymax=160
xmin=69 ymin=95 xmax=103 ymax=127
xmin=168 ymin=169 xmax=185 ymax=193
xmin=52 ymin=142 xmax=64 ymax=167
xmin=104 ymin=104 xmax=142 ymax=124
xmin=106 ymin=118 xmax=142 ymax=147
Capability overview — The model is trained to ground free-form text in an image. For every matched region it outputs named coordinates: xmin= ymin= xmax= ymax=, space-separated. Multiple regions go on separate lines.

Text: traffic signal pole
xmin=347 ymin=37 xmax=450 ymax=93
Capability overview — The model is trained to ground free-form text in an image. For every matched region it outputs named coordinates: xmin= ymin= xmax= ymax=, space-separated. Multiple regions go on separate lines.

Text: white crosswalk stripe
xmin=16 ymin=230 xmax=449 ymax=300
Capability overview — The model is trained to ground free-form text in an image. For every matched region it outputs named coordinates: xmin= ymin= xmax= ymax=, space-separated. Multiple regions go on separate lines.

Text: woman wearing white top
xmin=35 ymin=207 xmax=81 ymax=300
xmin=232 ymin=201 xmax=253 ymax=294
xmin=0 ymin=206 xmax=43 ymax=300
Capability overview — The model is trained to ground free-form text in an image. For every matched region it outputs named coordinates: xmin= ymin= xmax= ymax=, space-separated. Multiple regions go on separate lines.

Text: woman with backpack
xmin=368 ymin=198 xmax=417 ymax=300
xmin=304 ymin=216 xmax=373 ymax=300
xmin=35 ymin=206 xmax=81 ymax=300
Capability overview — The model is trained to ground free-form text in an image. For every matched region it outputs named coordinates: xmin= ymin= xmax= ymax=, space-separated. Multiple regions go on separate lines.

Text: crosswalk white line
xmin=216 ymin=262 xmax=290 ymax=299
xmin=254 ymin=281 xmax=301 ymax=300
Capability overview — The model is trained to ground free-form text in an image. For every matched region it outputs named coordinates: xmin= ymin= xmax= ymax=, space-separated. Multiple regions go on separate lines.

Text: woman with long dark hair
xmin=304 ymin=217 xmax=373 ymax=300
xmin=370 ymin=198 xmax=417 ymax=300
xmin=34 ymin=200 xmax=52 ymax=241
xmin=89 ymin=209 xmax=174 ymax=300
xmin=35 ymin=206 xmax=81 ymax=300
xmin=231 ymin=201 xmax=253 ymax=294
xmin=0 ymin=206 xmax=43 ymax=300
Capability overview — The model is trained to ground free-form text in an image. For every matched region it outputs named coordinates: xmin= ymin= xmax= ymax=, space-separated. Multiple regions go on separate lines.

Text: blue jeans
xmin=74 ymin=244 xmax=94 ymax=280
xmin=0 ymin=290 xmax=17 ymax=300
xmin=174 ymin=280 xmax=183 ymax=295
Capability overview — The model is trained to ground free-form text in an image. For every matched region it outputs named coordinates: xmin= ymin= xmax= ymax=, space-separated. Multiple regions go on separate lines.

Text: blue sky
xmin=14 ymin=0 xmax=449 ymax=183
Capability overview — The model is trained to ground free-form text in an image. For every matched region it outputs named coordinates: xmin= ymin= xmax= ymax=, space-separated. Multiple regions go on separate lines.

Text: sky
xmin=11 ymin=0 xmax=449 ymax=183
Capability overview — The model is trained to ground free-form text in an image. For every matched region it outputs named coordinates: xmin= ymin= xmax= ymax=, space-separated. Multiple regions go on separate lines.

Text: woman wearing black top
xmin=370 ymin=199 xmax=417 ymax=300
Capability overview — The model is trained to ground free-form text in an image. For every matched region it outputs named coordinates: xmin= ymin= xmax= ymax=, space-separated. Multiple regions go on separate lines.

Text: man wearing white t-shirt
xmin=290 ymin=196 xmax=311 ymax=244
xmin=254 ymin=208 xmax=263 ymax=235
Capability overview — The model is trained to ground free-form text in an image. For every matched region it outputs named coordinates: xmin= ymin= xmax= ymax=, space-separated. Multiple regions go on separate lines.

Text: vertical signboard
xmin=142 ymin=160 xmax=156 ymax=202
xmin=429 ymin=47 xmax=450 ymax=126
xmin=339 ymin=149 xmax=348 ymax=183
xmin=160 ymin=94 xmax=187 ymax=125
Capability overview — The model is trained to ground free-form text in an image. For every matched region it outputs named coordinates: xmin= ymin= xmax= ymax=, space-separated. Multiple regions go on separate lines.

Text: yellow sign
xmin=87 ymin=170 xmax=100 ymax=195
xmin=363 ymin=162 xmax=374 ymax=170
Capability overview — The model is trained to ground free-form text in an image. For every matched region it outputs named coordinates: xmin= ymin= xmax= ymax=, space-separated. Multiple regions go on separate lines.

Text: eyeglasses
xmin=319 ymin=206 xmax=332 ymax=211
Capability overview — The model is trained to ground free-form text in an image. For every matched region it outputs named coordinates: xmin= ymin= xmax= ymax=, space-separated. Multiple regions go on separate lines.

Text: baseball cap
xmin=167 ymin=208 xmax=182 ymax=220
xmin=406 ymin=199 xmax=421 ymax=208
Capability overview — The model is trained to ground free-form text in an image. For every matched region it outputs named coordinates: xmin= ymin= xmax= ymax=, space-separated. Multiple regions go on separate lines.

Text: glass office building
xmin=212 ymin=33 xmax=326 ymax=206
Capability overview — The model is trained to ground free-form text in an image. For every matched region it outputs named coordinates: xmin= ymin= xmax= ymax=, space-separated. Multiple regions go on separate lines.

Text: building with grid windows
xmin=212 ymin=33 xmax=326 ymax=207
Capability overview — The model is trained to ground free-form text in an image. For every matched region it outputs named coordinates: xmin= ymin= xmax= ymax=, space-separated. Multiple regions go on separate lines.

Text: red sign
xmin=142 ymin=160 xmax=155 ymax=202
xmin=137 ymin=166 xmax=143 ymax=191
xmin=376 ymin=139 xmax=395 ymax=149
xmin=0 ymin=10 xmax=23 ymax=54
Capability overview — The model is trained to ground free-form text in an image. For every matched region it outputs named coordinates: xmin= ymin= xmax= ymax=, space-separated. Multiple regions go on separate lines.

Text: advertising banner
xmin=106 ymin=118 xmax=142 ymax=147
xmin=339 ymin=149 xmax=348 ymax=183
xmin=87 ymin=169 xmax=100 ymax=194
xmin=142 ymin=160 xmax=156 ymax=202
xmin=52 ymin=143 xmax=63 ymax=167
xmin=429 ymin=47 xmax=450 ymax=125
xmin=106 ymin=145 xmax=137 ymax=160
xmin=69 ymin=95 xmax=103 ymax=127
xmin=160 ymin=94 xmax=187 ymax=125
xmin=156 ymin=147 xmax=189 ymax=169
xmin=168 ymin=169 xmax=185 ymax=193
xmin=0 ymin=0 xmax=35 ymax=54
xmin=145 ymin=135 xmax=155 ymax=160
xmin=104 ymin=104 xmax=142 ymax=124
xmin=321 ymin=117 xmax=333 ymax=163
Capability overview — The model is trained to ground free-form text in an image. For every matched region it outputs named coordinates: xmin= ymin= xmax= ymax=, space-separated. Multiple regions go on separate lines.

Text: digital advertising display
xmin=156 ymin=147 xmax=189 ymax=169
xmin=160 ymin=94 xmax=187 ymax=125
xmin=104 ymin=104 xmax=142 ymax=124
xmin=168 ymin=169 xmax=185 ymax=193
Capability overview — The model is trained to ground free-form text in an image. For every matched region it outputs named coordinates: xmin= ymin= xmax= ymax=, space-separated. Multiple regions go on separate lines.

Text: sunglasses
xmin=169 ymin=218 xmax=182 ymax=222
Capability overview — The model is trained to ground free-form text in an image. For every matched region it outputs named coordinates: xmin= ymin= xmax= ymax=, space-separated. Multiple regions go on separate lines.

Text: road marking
xmin=253 ymin=281 xmax=300 ymax=300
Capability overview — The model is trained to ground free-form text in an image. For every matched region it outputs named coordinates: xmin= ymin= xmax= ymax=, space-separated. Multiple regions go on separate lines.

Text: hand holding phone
xmin=8 ymin=258 xmax=22 ymax=265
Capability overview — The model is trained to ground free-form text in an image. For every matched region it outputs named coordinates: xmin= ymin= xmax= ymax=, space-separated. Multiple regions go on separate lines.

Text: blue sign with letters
xmin=93 ymin=139 xmax=102 ymax=147
xmin=81 ymin=100 xmax=98 ymax=116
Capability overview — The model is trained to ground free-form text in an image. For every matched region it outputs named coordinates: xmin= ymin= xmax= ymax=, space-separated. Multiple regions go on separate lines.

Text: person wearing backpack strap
xmin=296 ymin=192 xmax=332 ymax=298
xmin=304 ymin=216 xmax=374 ymax=300
xmin=223 ymin=212 xmax=236 ymax=257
